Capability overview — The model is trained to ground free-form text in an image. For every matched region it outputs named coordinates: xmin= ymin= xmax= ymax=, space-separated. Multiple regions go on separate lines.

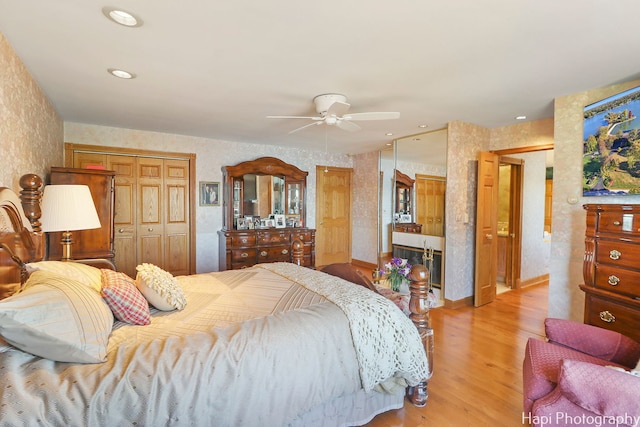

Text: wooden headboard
xmin=0 ymin=174 xmax=45 ymax=298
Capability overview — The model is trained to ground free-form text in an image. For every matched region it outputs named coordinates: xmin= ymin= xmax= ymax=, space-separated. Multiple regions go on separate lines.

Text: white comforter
xmin=0 ymin=264 xmax=428 ymax=426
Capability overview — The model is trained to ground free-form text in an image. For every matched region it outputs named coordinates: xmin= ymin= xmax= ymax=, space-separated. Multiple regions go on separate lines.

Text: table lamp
xmin=40 ymin=185 xmax=101 ymax=261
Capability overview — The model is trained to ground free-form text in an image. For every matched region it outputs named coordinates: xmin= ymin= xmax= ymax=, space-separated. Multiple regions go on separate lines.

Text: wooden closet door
xmin=137 ymin=158 xmax=165 ymax=267
xmin=108 ymin=155 xmax=138 ymax=278
xmin=164 ymin=159 xmax=190 ymax=276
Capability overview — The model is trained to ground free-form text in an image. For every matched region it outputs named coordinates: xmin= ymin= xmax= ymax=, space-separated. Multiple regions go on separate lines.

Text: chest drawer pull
xmin=260 ymin=251 xmax=268 ymax=257
xmin=607 ymin=275 xmax=620 ymax=286
xmin=609 ymin=249 xmax=621 ymax=260
xmin=240 ymin=252 xmax=249 ymax=258
xmin=599 ymin=311 xmax=616 ymax=323
xmin=281 ymin=249 xmax=288 ymax=255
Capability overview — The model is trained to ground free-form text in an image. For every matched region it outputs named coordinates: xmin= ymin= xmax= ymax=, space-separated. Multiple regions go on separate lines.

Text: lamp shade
xmin=41 ymin=185 xmax=101 ymax=232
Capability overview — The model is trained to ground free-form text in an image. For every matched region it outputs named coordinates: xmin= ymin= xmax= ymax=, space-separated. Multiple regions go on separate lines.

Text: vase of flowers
xmin=381 ymin=257 xmax=412 ymax=292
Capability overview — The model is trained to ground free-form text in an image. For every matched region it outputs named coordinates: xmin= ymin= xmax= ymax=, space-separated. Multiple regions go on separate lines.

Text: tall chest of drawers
xmin=218 ymin=228 xmax=315 ymax=271
xmin=580 ymin=204 xmax=640 ymax=341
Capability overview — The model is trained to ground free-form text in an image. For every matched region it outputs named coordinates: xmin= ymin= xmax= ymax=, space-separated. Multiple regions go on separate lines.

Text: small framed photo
xmin=200 ymin=181 xmax=220 ymax=206
xmin=236 ymin=217 xmax=248 ymax=230
xmin=245 ymin=216 xmax=255 ymax=229
xmin=274 ymin=214 xmax=286 ymax=228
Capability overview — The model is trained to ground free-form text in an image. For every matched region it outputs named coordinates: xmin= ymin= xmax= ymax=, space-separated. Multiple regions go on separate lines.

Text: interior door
xmin=163 ymin=159 xmax=190 ymax=276
xmin=474 ymin=151 xmax=499 ymax=306
xmin=107 ymin=155 xmax=138 ymax=278
xmin=315 ymin=167 xmax=352 ymax=266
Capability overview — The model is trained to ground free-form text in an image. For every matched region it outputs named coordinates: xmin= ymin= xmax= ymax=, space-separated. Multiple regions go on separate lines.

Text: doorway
xmin=315 ymin=166 xmax=353 ymax=267
xmin=474 ymin=146 xmax=552 ymax=306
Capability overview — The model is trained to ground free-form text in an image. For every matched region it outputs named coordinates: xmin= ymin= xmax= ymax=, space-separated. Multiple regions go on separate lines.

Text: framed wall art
xmin=200 ymin=181 xmax=220 ymax=206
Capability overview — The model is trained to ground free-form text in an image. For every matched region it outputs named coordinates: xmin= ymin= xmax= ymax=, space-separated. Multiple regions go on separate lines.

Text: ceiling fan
xmin=266 ymin=93 xmax=400 ymax=134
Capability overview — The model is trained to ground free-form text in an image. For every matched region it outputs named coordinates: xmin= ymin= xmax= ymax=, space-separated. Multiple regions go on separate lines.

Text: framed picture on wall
xmin=200 ymin=181 xmax=220 ymax=206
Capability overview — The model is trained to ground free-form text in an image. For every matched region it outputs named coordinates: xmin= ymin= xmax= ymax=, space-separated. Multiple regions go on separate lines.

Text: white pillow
xmin=135 ymin=263 xmax=187 ymax=311
xmin=0 ymin=270 xmax=114 ymax=363
xmin=26 ymin=261 xmax=103 ymax=292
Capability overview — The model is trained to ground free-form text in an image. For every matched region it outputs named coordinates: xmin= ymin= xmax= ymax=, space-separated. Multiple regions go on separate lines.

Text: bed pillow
xmin=0 ymin=270 xmax=114 ymax=363
xmin=135 ymin=263 xmax=187 ymax=311
xmin=100 ymin=269 xmax=150 ymax=325
xmin=26 ymin=261 xmax=102 ymax=292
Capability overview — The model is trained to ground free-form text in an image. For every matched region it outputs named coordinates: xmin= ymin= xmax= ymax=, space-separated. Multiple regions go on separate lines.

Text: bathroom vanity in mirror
xmin=218 ymin=157 xmax=315 ymax=270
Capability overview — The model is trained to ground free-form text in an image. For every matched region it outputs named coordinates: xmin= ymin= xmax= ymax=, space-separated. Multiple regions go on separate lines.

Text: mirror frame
xmin=221 ymin=157 xmax=308 ymax=230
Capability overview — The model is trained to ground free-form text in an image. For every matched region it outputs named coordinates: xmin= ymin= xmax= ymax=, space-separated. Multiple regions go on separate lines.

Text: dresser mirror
xmin=222 ymin=157 xmax=307 ymax=230
xmin=394 ymin=169 xmax=414 ymax=219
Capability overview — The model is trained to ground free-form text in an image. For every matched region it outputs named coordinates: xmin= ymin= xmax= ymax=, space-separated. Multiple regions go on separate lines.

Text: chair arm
xmin=555 ymin=359 xmax=640 ymax=418
xmin=545 ymin=318 xmax=640 ymax=368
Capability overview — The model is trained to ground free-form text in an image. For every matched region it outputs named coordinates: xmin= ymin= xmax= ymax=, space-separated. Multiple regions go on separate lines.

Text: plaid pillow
xmin=100 ymin=269 xmax=150 ymax=325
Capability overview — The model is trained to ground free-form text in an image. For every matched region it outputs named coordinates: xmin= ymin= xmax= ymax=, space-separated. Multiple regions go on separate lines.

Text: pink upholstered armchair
xmin=523 ymin=318 xmax=640 ymax=427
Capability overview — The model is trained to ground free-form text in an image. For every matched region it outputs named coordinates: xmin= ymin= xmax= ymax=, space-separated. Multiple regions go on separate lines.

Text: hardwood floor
xmin=364 ymin=283 xmax=548 ymax=427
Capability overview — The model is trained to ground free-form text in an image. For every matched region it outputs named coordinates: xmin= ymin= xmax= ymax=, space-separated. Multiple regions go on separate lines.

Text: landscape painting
xmin=583 ymin=86 xmax=640 ymax=196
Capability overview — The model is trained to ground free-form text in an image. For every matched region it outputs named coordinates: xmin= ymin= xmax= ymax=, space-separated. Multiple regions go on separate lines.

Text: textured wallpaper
xmin=0 ymin=33 xmax=63 ymax=191
xmin=64 ymin=122 xmax=355 ymax=272
xmin=551 ymin=80 xmax=640 ymax=321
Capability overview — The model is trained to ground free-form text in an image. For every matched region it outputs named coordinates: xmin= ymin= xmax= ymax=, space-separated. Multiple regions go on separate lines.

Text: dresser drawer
xmin=229 ymin=234 xmax=257 ymax=248
xmin=231 ymin=248 xmax=257 ymax=263
xmin=258 ymin=246 xmax=290 ymax=262
xmin=598 ymin=211 xmax=640 ymax=236
xmin=585 ymin=295 xmax=640 ymax=341
xmin=595 ymin=264 xmax=640 ymax=298
xmin=291 ymin=231 xmax=312 ymax=242
xmin=595 ymin=240 xmax=640 ymax=270
xmin=257 ymin=232 xmax=289 ymax=246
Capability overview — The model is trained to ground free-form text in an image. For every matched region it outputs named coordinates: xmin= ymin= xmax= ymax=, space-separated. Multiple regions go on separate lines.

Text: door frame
xmin=474 ymin=143 xmax=553 ymax=304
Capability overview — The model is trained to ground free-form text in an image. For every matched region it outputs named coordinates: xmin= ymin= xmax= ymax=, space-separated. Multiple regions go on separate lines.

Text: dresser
xmin=218 ymin=228 xmax=315 ymax=270
xmin=580 ymin=204 xmax=640 ymax=341
xmin=47 ymin=167 xmax=116 ymax=263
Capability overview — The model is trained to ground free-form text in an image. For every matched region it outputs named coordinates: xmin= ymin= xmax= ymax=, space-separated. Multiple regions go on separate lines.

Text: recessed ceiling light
xmin=516 ymin=115 xmax=527 ymax=120
xmin=108 ymin=68 xmax=136 ymax=79
xmin=418 ymin=124 xmax=428 ymax=128
xmin=386 ymin=132 xmax=393 ymax=136
xmin=102 ymin=7 xmax=143 ymax=27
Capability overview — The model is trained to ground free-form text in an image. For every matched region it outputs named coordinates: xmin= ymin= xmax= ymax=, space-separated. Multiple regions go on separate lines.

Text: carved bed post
xmin=19 ymin=174 xmax=43 ymax=233
xmin=407 ymin=264 xmax=433 ymax=407
xmin=291 ymin=239 xmax=303 ymax=266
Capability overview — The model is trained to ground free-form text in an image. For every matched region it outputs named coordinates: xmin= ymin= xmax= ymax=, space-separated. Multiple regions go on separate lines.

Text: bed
xmin=0 ymin=178 xmax=431 ymax=426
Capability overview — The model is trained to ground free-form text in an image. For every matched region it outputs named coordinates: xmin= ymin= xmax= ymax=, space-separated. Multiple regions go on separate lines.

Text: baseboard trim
xmin=444 ymin=296 xmax=473 ymax=309
xmin=520 ymin=273 xmax=549 ymax=288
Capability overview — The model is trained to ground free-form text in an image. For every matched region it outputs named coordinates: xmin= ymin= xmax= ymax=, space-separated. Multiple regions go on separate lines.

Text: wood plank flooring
xmin=364 ymin=283 xmax=548 ymax=427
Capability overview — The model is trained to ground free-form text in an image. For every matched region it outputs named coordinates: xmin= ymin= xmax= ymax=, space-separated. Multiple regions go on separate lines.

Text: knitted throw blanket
xmin=258 ymin=263 xmax=429 ymax=392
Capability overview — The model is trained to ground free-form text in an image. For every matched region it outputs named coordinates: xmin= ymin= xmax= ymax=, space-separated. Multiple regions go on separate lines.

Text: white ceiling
xmin=2 ymin=0 xmax=640 ymax=156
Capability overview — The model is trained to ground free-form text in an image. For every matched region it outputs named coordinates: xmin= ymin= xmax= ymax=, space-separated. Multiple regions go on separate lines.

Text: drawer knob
xmin=240 ymin=252 xmax=249 ymax=258
xmin=281 ymin=249 xmax=288 ymax=255
xmin=613 ymin=220 xmax=621 ymax=226
xmin=260 ymin=251 xmax=268 ymax=257
xmin=599 ymin=311 xmax=616 ymax=323
xmin=609 ymin=249 xmax=621 ymax=260
xmin=607 ymin=275 xmax=620 ymax=286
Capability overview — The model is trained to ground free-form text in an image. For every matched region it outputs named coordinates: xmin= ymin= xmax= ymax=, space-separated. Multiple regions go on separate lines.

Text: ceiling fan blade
xmin=266 ymin=115 xmax=322 ymax=120
xmin=288 ymin=121 xmax=322 ymax=134
xmin=326 ymin=101 xmax=350 ymax=117
xmin=335 ymin=119 xmax=361 ymax=132
xmin=342 ymin=112 xmax=400 ymax=121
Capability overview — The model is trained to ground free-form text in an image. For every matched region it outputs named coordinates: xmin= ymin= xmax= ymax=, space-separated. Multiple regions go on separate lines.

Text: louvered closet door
xmin=108 ymin=155 xmax=138 ymax=278
xmin=163 ymin=159 xmax=190 ymax=276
